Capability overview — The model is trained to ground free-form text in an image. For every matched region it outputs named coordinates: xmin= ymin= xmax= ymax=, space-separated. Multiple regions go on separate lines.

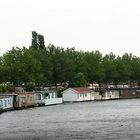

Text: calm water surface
xmin=0 ymin=99 xmax=140 ymax=140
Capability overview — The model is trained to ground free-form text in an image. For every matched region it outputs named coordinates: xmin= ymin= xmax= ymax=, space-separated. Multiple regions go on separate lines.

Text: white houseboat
xmin=0 ymin=96 xmax=14 ymax=111
xmin=34 ymin=91 xmax=63 ymax=106
xmin=101 ymin=90 xmax=120 ymax=100
xmin=62 ymin=87 xmax=95 ymax=102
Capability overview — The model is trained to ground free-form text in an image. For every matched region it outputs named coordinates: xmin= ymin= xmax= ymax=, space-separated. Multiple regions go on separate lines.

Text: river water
xmin=0 ymin=99 xmax=140 ymax=140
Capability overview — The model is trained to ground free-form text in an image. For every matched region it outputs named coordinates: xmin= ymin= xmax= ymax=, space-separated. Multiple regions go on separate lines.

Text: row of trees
xmin=0 ymin=31 xmax=140 ymax=88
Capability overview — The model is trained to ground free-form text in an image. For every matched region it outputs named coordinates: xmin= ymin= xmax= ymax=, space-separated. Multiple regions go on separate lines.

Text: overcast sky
xmin=0 ymin=0 xmax=140 ymax=56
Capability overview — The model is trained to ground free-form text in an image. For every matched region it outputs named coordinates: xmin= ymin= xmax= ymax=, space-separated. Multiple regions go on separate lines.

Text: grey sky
xmin=0 ymin=0 xmax=140 ymax=56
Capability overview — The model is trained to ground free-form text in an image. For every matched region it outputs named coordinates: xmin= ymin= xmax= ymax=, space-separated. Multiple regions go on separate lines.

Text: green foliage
xmin=38 ymin=34 xmax=45 ymax=49
xmin=25 ymin=82 xmax=35 ymax=91
xmin=0 ymin=85 xmax=7 ymax=93
xmin=31 ymin=31 xmax=38 ymax=49
xmin=70 ymin=72 xmax=87 ymax=87
xmin=7 ymin=85 xmax=15 ymax=92
xmin=103 ymin=53 xmax=117 ymax=83
xmin=31 ymin=31 xmax=45 ymax=49
xmin=0 ymin=31 xmax=140 ymax=90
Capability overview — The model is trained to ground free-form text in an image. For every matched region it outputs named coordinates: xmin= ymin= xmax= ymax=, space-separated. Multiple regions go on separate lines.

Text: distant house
xmin=101 ymin=84 xmax=129 ymax=89
xmin=87 ymin=83 xmax=99 ymax=90
xmin=62 ymin=87 xmax=94 ymax=102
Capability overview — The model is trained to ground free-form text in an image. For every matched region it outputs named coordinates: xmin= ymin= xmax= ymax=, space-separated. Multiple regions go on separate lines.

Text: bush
xmin=0 ymin=85 xmax=7 ymax=93
xmin=25 ymin=82 xmax=35 ymax=91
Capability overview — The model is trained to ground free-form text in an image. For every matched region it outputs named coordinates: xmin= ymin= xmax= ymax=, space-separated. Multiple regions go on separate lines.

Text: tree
xmin=0 ymin=56 xmax=4 ymax=82
xmin=85 ymin=50 xmax=105 ymax=84
xmin=31 ymin=31 xmax=38 ymax=49
xmin=38 ymin=34 xmax=45 ymax=49
xmin=69 ymin=72 xmax=86 ymax=87
xmin=1 ymin=31 xmax=140 ymax=89
xmin=114 ymin=55 xmax=131 ymax=83
xmin=31 ymin=31 xmax=45 ymax=49
xmin=130 ymin=56 xmax=140 ymax=86
xmin=2 ymin=47 xmax=43 ymax=86
xmin=103 ymin=53 xmax=117 ymax=83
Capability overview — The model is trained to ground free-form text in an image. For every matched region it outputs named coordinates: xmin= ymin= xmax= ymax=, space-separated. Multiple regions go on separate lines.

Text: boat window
xmin=102 ymin=93 xmax=105 ymax=97
xmin=45 ymin=93 xmax=49 ymax=97
xmin=36 ymin=94 xmax=41 ymax=100
xmin=42 ymin=94 xmax=46 ymax=99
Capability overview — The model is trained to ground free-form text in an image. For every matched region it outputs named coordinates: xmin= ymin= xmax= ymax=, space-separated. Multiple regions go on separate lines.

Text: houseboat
xmin=136 ymin=89 xmax=140 ymax=98
xmin=92 ymin=92 xmax=102 ymax=100
xmin=101 ymin=89 xmax=120 ymax=100
xmin=34 ymin=91 xmax=48 ymax=106
xmin=88 ymin=89 xmax=120 ymax=101
xmin=62 ymin=87 xmax=95 ymax=102
xmin=34 ymin=90 xmax=63 ymax=106
xmin=0 ymin=96 xmax=14 ymax=111
xmin=119 ymin=88 xmax=137 ymax=99
xmin=45 ymin=90 xmax=63 ymax=105
xmin=15 ymin=92 xmax=35 ymax=108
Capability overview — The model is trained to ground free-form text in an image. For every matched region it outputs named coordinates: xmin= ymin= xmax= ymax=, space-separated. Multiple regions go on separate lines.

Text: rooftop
xmin=72 ymin=87 xmax=92 ymax=93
